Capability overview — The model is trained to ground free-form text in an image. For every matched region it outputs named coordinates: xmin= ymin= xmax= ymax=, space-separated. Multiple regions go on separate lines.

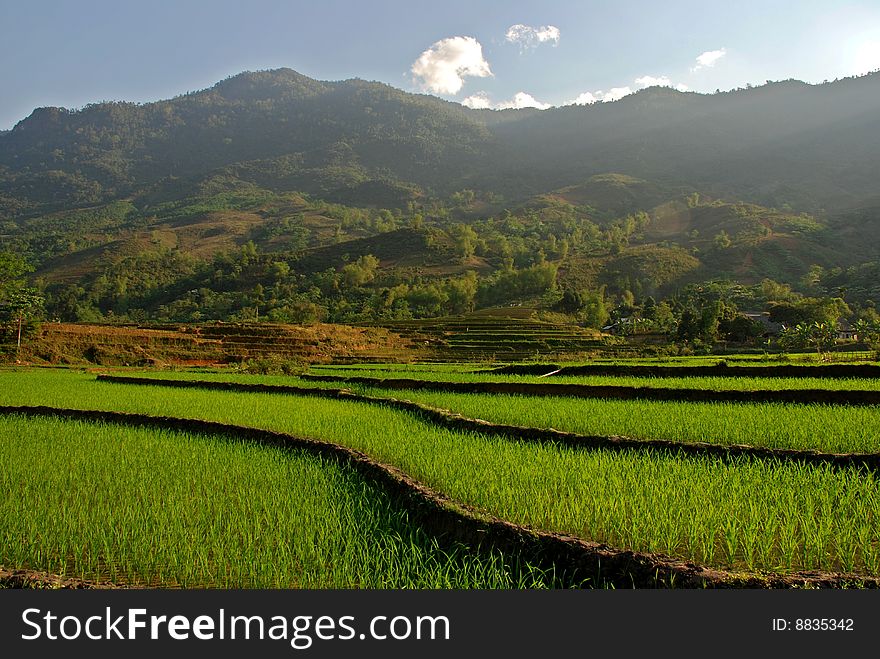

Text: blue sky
xmin=2 ymin=0 xmax=880 ymax=127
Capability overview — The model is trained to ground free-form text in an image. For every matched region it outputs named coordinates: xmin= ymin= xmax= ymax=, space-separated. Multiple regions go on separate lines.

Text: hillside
xmin=490 ymin=76 xmax=880 ymax=213
xmin=4 ymin=69 xmax=880 ymax=219
xmin=2 ymin=68 xmax=880 ymax=336
xmin=0 ymin=69 xmax=501 ymax=216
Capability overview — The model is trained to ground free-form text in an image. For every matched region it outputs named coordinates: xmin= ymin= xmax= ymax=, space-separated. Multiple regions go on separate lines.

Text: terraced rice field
xmin=308 ymin=366 xmax=880 ymax=391
xmin=363 ymin=315 xmax=605 ymax=361
xmin=2 ymin=366 xmax=879 ymax=587
xmin=98 ymin=369 xmax=880 ymax=454
xmin=0 ymin=414 xmax=550 ymax=588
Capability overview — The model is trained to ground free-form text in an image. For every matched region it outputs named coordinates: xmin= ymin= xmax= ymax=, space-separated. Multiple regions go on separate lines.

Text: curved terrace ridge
xmin=489 ymin=364 xmax=880 ymax=379
xmin=96 ymin=375 xmax=880 ymax=472
xmin=2 ymin=405 xmax=876 ymax=590
xmin=298 ymin=374 xmax=880 ymax=406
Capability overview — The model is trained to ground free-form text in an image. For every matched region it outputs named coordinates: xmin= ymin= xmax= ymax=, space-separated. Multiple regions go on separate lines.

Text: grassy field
xmin=306 ymin=366 xmax=880 ymax=391
xmin=310 ymin=352 xmax=878 ymax=368
xmin=491 ymin=353 xmax=879 ymax=366
xmin=2 ymin=369 xmax=878 ymax=577
xmin=360 ymin=388 xmax=880 ymax=454
xmin=0 ymin=413 xmax=555 ymax=588
xmin=94 ymin=369 xmax=880 ymax=454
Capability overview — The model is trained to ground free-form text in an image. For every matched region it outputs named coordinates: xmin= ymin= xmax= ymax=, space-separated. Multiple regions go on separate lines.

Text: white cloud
xmin=567 ymin=86 xmax=634 ymax=105
xmin=567 ymin=71 xmax=696 ymax=106
xmin=601 ymin=86 xmax=633 ymax=102
xmin=461 ymin=92 xmax=493 ymax=109
xmin=411 ymin=36 xmax=492 ymax=94
xmin=635 ymin=75 xmax=689 ymax=92
xmin=635 ymin=75 xmax=672 ymax=87
xmin=691 ymin=48 xmax=727 ymax=72
xmin=462 ymin=91 xmax=551 ymax=110
xmin=466 ymin=72 xmax=689 ymax=112
xmin=498 ymin=92 xmax=552 ymax=110
xmin=571 ymin=91 xmax=600 ymax=105
xmin=505 ymin=24 xmax=561 ymax=49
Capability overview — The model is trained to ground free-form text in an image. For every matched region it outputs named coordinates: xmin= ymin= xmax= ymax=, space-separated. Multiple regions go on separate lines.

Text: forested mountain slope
xmin=2 ymin=69 xmax=879 ymax=332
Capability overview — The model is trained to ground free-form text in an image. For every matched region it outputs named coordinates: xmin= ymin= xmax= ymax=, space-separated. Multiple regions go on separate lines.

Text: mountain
xmin=490 ymin=76 xmax=880 ymax=212
xmin=0 ymin=69 xmax=501 ymax=216
xmin=4 ymin=68 xmax=880 ymax=218
xmin=2 ymin=68 xmax=880 ymax=327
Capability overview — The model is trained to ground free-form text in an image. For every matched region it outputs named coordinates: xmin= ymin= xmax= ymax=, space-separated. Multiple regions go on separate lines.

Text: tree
xmin=0 ymin=252 xmax=31 ymax=298
xmin=406 ymin=285 xmax=448 ymax=317
xmin=557 ymin=238 xmax=570 ymax=260
xmin=676 ymin=308 xmax=702 ymax=343
xmin=445 ymin=272 xmax=478 ymax=314
xmin=780 ymin=322 xmax=837 ymax=354
xmin=448 ymin=224 xmax=478 ymax=260
xmin=1 ymin=253 xmax=42 ymax=359
xmin=340 ymin=254 xmax=380 ymax=288
xmin=5 ymin=288 xmax=45 ymax=360
xmin=769 ymin=297 xmax=850 ymax=328
xmin=853 ymin=318 xmax=880 ymax=347
xmin=270 ymin=261 xmax=290 ymax=281
xmin=719 ymin=315 xmax=763 ymax=342
xmin=676 ymin=297 xmax=737 ymax=343
xmin=580 ymin=290 xmax=609 ymax=329
xmin=652 ymin=301 xmax=676 ymax=333
xmin=759 ymin=279 xmax=798 ymax=304
xmin=557 ymin=288 xmax=585 ymax=314
xmin=713 ymin=230 xmax=732 ymax=249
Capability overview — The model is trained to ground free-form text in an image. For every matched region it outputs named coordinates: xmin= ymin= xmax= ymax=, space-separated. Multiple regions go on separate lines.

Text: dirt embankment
xmin=13 ymin=322 xmax=418 ymax=366
xmin=3 ymin=404 xmax=876 ymax=589
xmin=0 ymin=566 xmax=124 ymax=589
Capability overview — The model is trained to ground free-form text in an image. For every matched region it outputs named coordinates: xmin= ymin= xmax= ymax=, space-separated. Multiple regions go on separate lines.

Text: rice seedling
xmin=79 ymin=369 xmax=880 ymax=454
xmin=83 ymin=363 xmax=880 ymax=392
xmin=1 ymin=369 xmax=878 ymax=576
xmin=305 ymin=367 xmax=880 ymax=391
xmin=0 ymin=413 xmax=558 ymax=588
xmin=359 ymin=388 xmax=880 ymax=455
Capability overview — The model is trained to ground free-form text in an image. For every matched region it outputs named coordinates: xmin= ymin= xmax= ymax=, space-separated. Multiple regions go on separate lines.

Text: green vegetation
xmin=0 ymin=413 xmax=554 ymax=588
xmin=307 ymin=366 xmax=880 ymax=391
xmin=3 ymin=70 xmax=880 ymax=354
xmin=1 ymin=369 xmax=878 ymax=576
xmin=5 ymin=66 xmax=880 ymax=587
xmin=363 ymin=388 xmax=880 ymax=454
xmin=106 ymin=361 xmax=880 ymax=391
xmin=91 ymin=368 xmax=880 ymax=454
xmin=0 ymin=251 xmax=44 ymax=357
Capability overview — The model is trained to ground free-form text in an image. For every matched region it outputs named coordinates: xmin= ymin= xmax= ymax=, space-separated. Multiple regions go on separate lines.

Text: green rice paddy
xmin=2 ymin=369 xmax=878 ymax=578
xmin=0 ymin=413 xmax=555 ymax=588
xmin=307 ymin=366 xmax=880 ymax=391
xmin=90 ymin=369 xmax=880 ymax=454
